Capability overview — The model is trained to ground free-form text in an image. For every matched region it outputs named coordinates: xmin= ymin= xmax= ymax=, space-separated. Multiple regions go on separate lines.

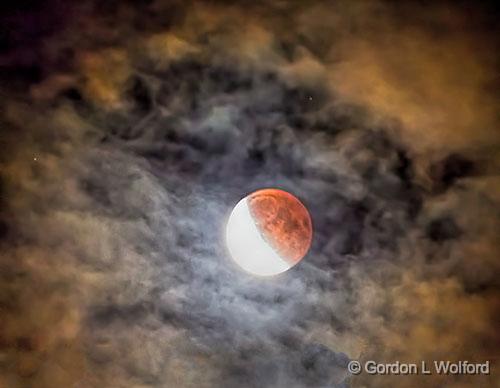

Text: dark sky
xmin=0 ymin=1 xmax=499 ymax=387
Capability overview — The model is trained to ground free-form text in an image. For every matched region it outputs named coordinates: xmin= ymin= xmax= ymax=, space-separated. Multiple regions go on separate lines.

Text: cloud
xmin=0 ymin=1 xmax=498 ymax=387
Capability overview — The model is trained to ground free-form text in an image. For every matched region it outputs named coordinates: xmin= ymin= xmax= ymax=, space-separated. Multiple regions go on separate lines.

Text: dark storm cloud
xmin=0 ymin=1 xmax=499 ymax=387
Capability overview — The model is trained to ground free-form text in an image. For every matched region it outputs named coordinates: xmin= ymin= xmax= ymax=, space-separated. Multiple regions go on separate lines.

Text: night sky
xmin=0 ymin=1 xmax=499 ymax=387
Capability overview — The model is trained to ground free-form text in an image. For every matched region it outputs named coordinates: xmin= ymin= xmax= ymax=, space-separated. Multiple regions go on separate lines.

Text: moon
xmin=225 ymin=188 xmax=313 ymax=276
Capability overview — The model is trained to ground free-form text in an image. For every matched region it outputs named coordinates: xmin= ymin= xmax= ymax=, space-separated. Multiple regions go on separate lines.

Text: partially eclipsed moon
xmin=225 ymin=188 xmax=313 ymax=276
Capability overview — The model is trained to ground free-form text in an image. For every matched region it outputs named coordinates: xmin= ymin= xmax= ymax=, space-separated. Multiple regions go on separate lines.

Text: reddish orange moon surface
xmin=225 ymin=188 xmax=313 ymax=276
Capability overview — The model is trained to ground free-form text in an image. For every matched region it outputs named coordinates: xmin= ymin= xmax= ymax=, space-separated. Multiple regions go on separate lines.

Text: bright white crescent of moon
xmin=226 ymin=197 xmax=290 ymax=276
